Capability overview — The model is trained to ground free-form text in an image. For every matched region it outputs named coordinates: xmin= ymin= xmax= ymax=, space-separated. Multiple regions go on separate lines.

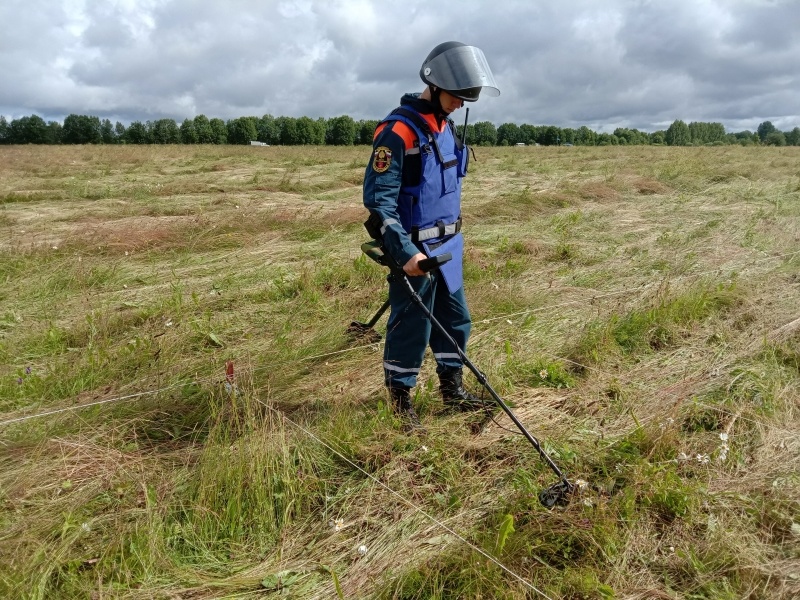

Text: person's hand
xmin=403 ymin=252 xmax=428 ymax=276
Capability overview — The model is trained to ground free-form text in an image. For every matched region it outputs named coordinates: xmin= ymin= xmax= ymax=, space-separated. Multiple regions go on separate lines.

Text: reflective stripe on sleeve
xmin=380 ymin=218 xmax=399 ymax=235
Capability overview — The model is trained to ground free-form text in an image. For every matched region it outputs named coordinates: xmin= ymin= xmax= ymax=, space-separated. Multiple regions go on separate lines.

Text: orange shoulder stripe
xmin=374 ymin=121 xmax=417 ymax=151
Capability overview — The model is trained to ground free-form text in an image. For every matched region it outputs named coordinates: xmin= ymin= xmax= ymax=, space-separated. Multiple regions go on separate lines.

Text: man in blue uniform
xmin=362 ymin=42 xmax=500 ymax=431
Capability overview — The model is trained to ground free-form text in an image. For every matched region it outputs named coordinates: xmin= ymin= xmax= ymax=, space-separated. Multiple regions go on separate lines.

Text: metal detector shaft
xmin=394 ymin=268 xmax=571 ymax=487
xmin=361 ymin=298 xmax=390 ymax=329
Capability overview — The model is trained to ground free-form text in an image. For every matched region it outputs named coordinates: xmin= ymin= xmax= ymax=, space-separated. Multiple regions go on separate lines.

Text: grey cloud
xmin=0 ymin=0 xmax=798 ymax=133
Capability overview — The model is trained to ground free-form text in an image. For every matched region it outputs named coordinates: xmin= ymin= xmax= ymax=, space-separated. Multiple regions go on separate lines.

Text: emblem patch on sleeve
xmin=372 ymin=146 xmax=393 ymax=173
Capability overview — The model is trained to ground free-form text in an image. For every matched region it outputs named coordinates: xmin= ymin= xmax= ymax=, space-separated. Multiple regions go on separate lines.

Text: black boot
xmin=388 ymin=386 xmax=425 ymax=433
xmin=439 ymin=369 xmax=487 ymax=412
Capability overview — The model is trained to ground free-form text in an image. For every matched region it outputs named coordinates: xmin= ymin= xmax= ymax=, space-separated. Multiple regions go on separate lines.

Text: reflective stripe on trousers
xmin=383 ymin=270 xmax=471 ymax=389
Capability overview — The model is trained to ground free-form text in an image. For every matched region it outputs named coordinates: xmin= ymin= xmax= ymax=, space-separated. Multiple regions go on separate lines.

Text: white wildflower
xmin=357 ymin=544 xmax=368 ymax=556
xmin=331 ymin=518 xmax=344 ymax=532
xmin=719 ymin=433 xmax=729 ymax=442
xmin=539 ymin=369 xmax=549 ymax=379
xmin=420 ymin=445 xmax=429 ymax=453
xmin=574 ymin=479 xmax=589 ymax=489
xmin=696 ymin=453 xmax=710 ymax=464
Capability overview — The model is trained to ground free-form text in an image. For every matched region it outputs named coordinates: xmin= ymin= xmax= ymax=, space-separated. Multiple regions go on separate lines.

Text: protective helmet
xmin=419 ymin=41 xmax=500 ymax=102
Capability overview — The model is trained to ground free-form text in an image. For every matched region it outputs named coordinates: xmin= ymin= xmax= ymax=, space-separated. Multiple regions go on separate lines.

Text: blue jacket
xmin=363 ymin=94 xmax=468 ymax=279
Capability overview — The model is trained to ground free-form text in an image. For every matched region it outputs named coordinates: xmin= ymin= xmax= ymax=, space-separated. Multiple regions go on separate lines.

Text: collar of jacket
xmin=400 ymin=93 xmax=448 ymax=128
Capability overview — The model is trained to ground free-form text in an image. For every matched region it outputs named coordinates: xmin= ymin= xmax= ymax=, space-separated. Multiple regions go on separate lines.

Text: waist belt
xmin=411 ymin=217 xmax=462 ymax=242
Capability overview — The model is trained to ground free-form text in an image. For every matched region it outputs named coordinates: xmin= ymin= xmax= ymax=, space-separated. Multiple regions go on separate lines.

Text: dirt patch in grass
xmin=578 ymin=181 xmax=620 ymax=202
xmin=80 ymin=215 xmax=194 ymax=252
xmin=634 ymin=177 xmax=671 ymax=195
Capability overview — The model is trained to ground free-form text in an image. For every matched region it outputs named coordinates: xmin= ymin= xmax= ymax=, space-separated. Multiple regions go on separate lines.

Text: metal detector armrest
xmin=418 ymin=253 xmax=452 ymax=272
xmin=360 ymin=241 xmax=451 ymax=273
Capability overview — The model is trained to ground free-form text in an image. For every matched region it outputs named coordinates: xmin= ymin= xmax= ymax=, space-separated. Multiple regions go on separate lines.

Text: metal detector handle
xmin=418 ymin=253 xmax=452 ymax=273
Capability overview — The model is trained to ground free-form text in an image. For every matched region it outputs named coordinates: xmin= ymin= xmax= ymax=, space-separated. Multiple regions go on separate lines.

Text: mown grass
xmin=1 ymin=145 xmax=799 ymax=599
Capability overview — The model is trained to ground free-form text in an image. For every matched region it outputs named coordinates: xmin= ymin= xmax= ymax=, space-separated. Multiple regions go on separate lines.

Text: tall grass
xmin=1 ymin=145 xmax=799 ymax=599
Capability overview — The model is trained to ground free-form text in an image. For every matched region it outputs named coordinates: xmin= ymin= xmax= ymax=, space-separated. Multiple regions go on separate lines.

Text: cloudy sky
xmin=1 ymin=0 xmax=798 ymax=133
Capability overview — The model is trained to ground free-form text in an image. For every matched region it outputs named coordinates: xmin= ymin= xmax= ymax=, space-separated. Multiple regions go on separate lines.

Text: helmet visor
xmin=423 ymin=45 xmax=500 ymax=98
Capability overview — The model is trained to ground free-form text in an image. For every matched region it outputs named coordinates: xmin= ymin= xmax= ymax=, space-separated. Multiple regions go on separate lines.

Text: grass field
xmin=1 ymin=144 xmax=798 ymax=599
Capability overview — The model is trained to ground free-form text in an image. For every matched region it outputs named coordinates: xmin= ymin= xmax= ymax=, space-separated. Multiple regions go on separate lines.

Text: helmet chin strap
xmin=429 ymin=86 xmax=449 ymax=121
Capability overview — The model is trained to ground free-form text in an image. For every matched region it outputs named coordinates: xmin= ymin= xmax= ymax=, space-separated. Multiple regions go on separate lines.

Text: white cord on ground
xmin=254 ymin=396 xmax=557 ymax=600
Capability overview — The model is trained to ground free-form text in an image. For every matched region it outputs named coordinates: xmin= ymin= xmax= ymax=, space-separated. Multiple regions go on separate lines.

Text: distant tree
xmin=8 ymin=115 xmax=51 ymax=144
xmin=575 ymin=125 xmax=597 ymax=146
xmin=515 ymin=124 xmax=532 ymax=145
xmin=125 ymin=121 xmax=149 ymax=144
xmin=356 ymin=119 xmax=379 ymax=145
xmin=472 ymin=121 xmax=497 ymax=146
xmin=756 ymin=121 xmax=776 ymax=142
xmin=688 ymin=121 xmax=706 ymax=144
xmin=665 ymin=119 xmax=690 ymax=146
xmin=764 ymin=131 xmax=786 ymax=146
xmin=63 ymin=114 xmax=102 ymax=144
xmin=100 ymin=118 xmax=116 ymax=144
xmin=613 ymin=128 xmax=635 ymax=145
xmin=209 ymin=118 xmax=227 ymax=144
xmin=688 ymin=121 xmax=726 ymax=145
xmin=179 ymin=119 xmax=197 ymax=144
xmin=0 ymin=115 xmax=8 ymax=144
xmin=277 ymin=116 xmax=298 ymax=145
xmin=497 ymin=122 xmax=520 ymax=146
xmin=619 ymin=128 xmax=650 ymax=145
xmin=295 ymin=116 xmax=324 ymax=145
xmin=542 ymin=125 xmax=561 ymax=146
xmin=149 ymin=119 xmax=180 ymax=144
xmin=226 ymin=116 xmax=258 ymax=144
xmin=785 ymin=127 xmax=800 ymax=146
xmin=561 ymin=127 xmax=577 ymax=145
xmin=257 ymin=114 xmax=280 ymax=145
xmin=732 ymin=130 xmax=757 ymax=146
xmin=114 ymin=121 xmax=126 ymax=141
xmin=315 ymin=117 xmax=328 ymax=145
xmin=707 ymin=122 xmax=726 ymax=143
xmin=597 ymin=132 xmax=618 ymax=146
xmin=327 ymin=115 xmax=357 ymax=145
xmin=46 ymin=120 xmax=63 ymax=144
xmin=193 ymin=115 xmax=214 ymax=143
xmin=650 ymin=131 xmax=666 ymax=145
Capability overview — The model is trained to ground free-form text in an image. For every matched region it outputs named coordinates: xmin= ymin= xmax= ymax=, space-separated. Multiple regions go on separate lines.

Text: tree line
xmin=0 ymin=112 xmax=798 ymax=147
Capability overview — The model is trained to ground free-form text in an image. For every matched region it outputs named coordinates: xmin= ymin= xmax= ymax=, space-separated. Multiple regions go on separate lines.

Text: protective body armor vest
xmin=381 ymin=108 xmax=468 ymax=239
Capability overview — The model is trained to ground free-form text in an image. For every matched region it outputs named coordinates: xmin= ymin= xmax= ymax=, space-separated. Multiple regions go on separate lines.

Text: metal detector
xmin=347 ymin=298 xmax=390 ymax=341
xmin=358 ymin=241 xmax=575 ymax=508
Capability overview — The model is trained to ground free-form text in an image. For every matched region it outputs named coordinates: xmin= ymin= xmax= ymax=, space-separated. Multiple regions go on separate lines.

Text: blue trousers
xmin=383 ymin=270 xmax=472 ymax=389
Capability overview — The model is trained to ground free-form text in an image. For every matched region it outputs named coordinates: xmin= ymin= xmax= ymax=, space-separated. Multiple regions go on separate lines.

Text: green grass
xmin=1 ymin=145 xmax=799 ymax=599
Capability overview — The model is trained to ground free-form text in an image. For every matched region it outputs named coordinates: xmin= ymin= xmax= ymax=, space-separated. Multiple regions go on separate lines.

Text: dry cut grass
xmin=0 ymin=144 xmax=798 ymax=599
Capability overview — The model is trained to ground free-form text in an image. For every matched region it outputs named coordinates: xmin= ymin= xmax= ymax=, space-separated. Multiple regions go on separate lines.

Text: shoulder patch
xmin=372 ymin=146 xmax=393 ymax=173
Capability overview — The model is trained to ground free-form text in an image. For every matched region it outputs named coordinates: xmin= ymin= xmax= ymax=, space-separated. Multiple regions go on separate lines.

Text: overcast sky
xmin=1 ymin=0 xmax=798 ymax=133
